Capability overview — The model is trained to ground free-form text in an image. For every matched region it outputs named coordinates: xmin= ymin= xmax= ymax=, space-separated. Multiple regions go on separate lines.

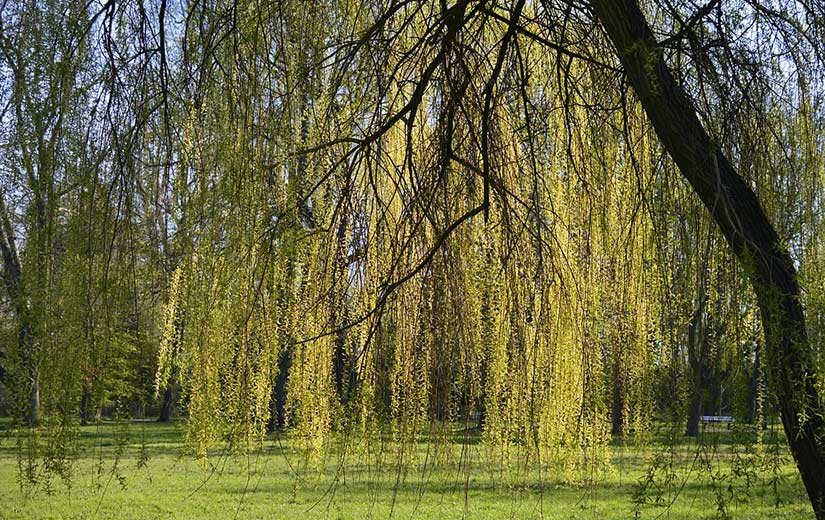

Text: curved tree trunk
xmin=588 ymin=0 xmax=825 ymax=514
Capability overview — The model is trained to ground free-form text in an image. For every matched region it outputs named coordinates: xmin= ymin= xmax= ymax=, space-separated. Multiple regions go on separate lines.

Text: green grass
xmin=0 ymin=420 xmax=814 ymax=519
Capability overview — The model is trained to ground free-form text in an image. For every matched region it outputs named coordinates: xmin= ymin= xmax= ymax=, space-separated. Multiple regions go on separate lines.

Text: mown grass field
xmin=0 ymin=420 xmax=814 ymax=519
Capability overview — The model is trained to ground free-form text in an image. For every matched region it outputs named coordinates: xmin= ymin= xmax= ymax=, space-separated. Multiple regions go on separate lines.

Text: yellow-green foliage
xmin=154 ymin=2 xmax=661 ymax=474
xmin=148 ymin=0 xmax=805 ymax=481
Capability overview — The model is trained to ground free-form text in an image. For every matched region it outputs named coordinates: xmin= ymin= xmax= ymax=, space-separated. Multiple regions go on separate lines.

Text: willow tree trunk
xmin=588 ymin=0 xmax=825 ymax=514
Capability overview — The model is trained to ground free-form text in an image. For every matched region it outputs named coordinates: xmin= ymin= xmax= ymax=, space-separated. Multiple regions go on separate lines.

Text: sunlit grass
xmin=0 ymin=420 xmax=814 ymax=519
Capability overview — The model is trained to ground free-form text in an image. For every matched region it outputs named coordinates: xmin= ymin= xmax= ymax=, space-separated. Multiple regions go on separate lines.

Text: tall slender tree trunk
xmin=685 ymin=391 xmax=702 ymax=437
xmin=80 ymin=387 xmax=90 ymax=425
xmin=26 ymin=372 xmax=40 ymax=425
xmin=588 ymin=0 xmax=825 ymax=514
xmin=269 ymin=345 xmax=292 ymax=431
xmin=157 ymin=382 xmax=175 ymax=422
xmin=686 ymin=297 xmax=708 ymax=437
xmin=0 ymin=198 xmax=40 ymax=426
xmin=611 ymin=350 xmax=625 ymax=435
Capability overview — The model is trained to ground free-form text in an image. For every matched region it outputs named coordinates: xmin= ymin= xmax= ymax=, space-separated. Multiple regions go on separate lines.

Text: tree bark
xmin=686 ymin=296 xmax=708 ymax=437
xmin=270 ymin=345 xmax=292 ymax=431
xmin=0 ymin=198 xmax=39 ymax=425
xmin=80 ymin=387 xmax=90 ymax=425
xmin=588 ymin=0 xmax=825 ymax=514
xmin=685 ymin=391 xmax=702 ymax=437
xmin=157 ymin=382 xmax=175 ymax=422
xmin=611 ymin=358 xmax=625 ymax=436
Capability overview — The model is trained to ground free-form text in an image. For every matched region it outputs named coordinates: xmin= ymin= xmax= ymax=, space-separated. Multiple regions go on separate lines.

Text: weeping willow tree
xmin=138 ymin=1 xmax=670 ymax=482
xmin=124 ymin=0 xmax=824 ymax=507
xmin=3 ymin=0 xmax=825 ymax=515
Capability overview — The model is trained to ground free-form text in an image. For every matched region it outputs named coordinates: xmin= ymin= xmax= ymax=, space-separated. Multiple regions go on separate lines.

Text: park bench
xmin=700 ymin=415 xmax=734 ymax=427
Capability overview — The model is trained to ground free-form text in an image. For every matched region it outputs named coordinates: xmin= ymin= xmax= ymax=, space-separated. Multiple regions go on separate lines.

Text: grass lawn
xmin=0 ymin=420 xmax=814 ymax=519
